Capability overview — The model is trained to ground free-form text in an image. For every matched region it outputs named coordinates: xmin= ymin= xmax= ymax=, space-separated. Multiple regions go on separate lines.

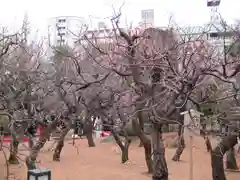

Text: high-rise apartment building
xmin=140 ymin=9 xmax=154 ymax=28
xmin=48 ymin=16 xmax=88 ymax=47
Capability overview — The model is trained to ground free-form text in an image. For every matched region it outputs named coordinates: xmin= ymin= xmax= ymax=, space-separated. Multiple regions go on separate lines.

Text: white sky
xmin=0 ymin=0 xmax=239 ymax=40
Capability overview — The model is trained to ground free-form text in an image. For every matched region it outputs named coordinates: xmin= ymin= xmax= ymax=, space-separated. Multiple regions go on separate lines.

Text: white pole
xmin=189 ymin=135 xmax=193 ymax=180
xmin=95 ymin=124 xmax=101 ymax=139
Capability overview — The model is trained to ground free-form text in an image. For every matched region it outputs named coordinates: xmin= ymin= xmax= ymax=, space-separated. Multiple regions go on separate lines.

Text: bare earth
xmin=1 ymin=134 xmax=240 ymax=180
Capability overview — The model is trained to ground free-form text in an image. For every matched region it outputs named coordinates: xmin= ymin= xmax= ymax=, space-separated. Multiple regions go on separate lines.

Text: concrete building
xmin=176 ymin=23 xmax=236 ymax=55
xmin=80 ymin=28 xmax=115 ymax=43
xmin=77 ymin=21 xmax=127 ymax=45
xmin=140 ymin=9 xmax=154 ymax=28
xmin=48 ymin=16 xmax=88 ymax=47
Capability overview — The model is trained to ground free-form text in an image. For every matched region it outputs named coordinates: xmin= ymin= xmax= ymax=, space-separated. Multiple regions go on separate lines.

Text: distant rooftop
xmin=174 ymin=23 xmax=238 ymax=35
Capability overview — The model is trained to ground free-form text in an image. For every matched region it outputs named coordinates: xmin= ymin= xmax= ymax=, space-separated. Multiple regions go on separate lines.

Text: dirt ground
xmin=1 ymin=134 xmax=240 ymax=180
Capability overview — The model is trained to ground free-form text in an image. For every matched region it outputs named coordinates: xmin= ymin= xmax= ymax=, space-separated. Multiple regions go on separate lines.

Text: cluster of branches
xmin=73 ymin=13 xmax=240 ymax=180
xmin=1 ymin=11 xmax=240 ymax=180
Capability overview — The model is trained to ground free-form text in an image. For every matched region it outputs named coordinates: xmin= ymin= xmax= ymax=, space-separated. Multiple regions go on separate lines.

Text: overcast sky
xmin=0 ymin=0 xmax=239 ymax=40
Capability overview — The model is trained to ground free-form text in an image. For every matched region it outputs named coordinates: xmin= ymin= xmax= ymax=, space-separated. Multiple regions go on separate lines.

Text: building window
xmin=57 ymin=26 xmax=66 ymax=30
xmin=58 ymin=32 xmax=66 ymax=36
xmin=58 ymin=19 xmax=66 ymax=23
xmin=57 ymin=39 xmax=65 ymax=44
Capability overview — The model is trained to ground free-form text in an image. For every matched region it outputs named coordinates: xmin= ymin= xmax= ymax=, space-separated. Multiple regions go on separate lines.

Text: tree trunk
xmin=200 ymin=116 xmax=206 ymax=137
xmin=111 ymin=129 xmax=131 ymax=163
xmin=152 ymin=123 xmax=168 ymax=180
xmin=139 ymin=139 xmax=144 ymax=147
xmin=205 ymin=136 xmax=212 ymax=152
xmin=132 ymin=118 xmax=152 ymax=173
xmin=8 ymin=135 xmax=19 ymax=164
xmin=116 ymin=25 xmax=151 ymax=171
xmin=84 ymin=120 xmax=95 ymax=147
xmin=0 ymin=125 xmax=3 ymax=150
xmin=211 ymin=135 xmax=238 ymax=180
xmin=220 ymin=124 xmax=226 ymax=135
xmin=86 ymin=131 xmax=95 ymax=147
xmin=172 ymin=115 xmax=185 ymax=161
xmin=226 ymin=147 xmax=238 ymax=170
xmin=26 ymin=120 xmax=58 ymax=170
xmin=225 ymin=124 xmax=239 ymax=170
xmin=53 ymin=140 xmax=64 ymax=161
xmin=139 ymin=118 xmax=144 ymax=147
xmin=121 ymin=146 xmax=130 ymax=163
xmin=53 ymin=125 xmax=71 ymax=161
xmin=28 ymin=136 xmax=34 ymax=149
xmin=172 ymin=135 xmax=185 ymax=161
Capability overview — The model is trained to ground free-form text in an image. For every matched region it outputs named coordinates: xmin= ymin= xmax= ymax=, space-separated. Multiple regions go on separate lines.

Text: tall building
xmin=98 ymin=21 xmax=107 ymax=30
xmin=48 ymin=16 xmax=88 ymax=47
xmin=140 ymin=9 xmax=154 ymax=28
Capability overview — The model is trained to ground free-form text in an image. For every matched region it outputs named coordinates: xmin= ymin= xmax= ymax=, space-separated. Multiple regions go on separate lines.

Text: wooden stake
xmin=189 ymin=135 xmax=193 ymax=180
